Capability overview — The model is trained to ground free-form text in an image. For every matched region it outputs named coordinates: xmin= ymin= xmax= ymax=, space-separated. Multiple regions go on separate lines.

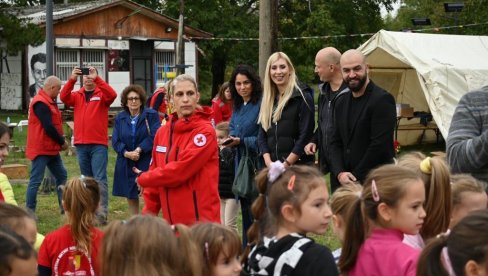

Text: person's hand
xmin=223 ymin=136 xmax=240 ymax=148
xmin=88 ymin=67 xmax=98 ymax=79
xmin=304 ymin=143 xmax=317 ymax=155
xmin=70 ymin=67 xmax=81 ymax=81
xmin=124 ymin=151 xmax=140 ymax=161
xmin=61 ymin=142 xmax=69 ymax=151
xmin=338 ymin=172 xmax=357 ymax=185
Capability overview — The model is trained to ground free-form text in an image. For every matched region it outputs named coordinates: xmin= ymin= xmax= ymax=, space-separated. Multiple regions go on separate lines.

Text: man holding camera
xmin=60 ymin=67 xmax=117 ymax=224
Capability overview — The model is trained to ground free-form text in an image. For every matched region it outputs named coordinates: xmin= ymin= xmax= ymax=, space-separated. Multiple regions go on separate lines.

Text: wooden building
xmin=0 ymin=0 xmax=211 ymax=110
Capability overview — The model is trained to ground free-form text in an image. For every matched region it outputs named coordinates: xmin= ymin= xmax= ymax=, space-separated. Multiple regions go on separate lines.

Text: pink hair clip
xmin=371 ymin=179 xmax=380 ymax=202
xmin=204 ymin=242 xmax=210 ymax=261
xmin=287 ymin=175 xmax=296 ymax=192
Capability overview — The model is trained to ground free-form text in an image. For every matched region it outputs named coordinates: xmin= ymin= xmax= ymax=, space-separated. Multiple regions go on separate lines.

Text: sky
xmin=381 ymin=1 xmax=402 ymax=18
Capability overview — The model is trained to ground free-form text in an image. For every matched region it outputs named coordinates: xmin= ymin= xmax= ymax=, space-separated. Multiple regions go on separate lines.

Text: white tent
xmin=358 ymin=30 xmax=488 ymax=145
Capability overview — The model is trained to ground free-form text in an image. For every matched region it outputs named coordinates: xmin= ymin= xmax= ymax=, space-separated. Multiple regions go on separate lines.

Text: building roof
xmin=16 ymin=0 xmax=212 ymax=38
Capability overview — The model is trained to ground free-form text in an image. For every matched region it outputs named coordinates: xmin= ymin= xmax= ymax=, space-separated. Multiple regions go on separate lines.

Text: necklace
xmin=130 ymin=113 xmax=139 ymax=124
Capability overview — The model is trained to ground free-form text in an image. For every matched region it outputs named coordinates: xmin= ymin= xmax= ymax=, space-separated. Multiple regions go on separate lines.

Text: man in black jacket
xmin=330 ymin=49 xmax=396 ymax=186
xmin=305 ymin=47 xmax=349 ymax=191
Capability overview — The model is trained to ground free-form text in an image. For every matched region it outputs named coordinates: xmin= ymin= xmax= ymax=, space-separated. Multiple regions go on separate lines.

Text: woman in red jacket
xmin=211 ymin=82 xmax=233 ymax=125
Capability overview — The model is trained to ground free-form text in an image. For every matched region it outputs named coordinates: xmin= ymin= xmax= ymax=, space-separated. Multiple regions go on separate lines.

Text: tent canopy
xmin=358 ymin=30 xmax=488 ymax=144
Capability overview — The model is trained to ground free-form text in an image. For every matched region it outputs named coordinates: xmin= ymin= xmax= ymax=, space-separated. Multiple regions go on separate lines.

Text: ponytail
xmin=421 ymin=157 xmax=451 ymax=240
xmin=338 ymin=196 xmax=365 ymax=273
xmin=174 ymin=224 xmax=203 ymax=276
xmin=63 ymin=177 xmax=100 ymax=254
xmin=416 ymin=234 xmax=450 ymax=276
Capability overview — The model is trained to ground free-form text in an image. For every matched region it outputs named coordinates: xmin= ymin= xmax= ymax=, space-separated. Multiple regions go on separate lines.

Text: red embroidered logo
xmin=193 ymin=134 xmax=206 ymax=147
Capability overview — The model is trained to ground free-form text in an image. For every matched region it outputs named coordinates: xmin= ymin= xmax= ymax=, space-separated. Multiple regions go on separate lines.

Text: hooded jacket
xmin=60 ymin=77 xmax=117 ymax=146
xmin=137 ymin=106 xmax=220 ymax=225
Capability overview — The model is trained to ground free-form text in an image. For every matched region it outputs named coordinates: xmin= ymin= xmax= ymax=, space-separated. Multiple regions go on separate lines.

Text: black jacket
xmin=218 ymin=147 xmax=235 ymax=199
xmin=311 ymin=81 xmax=349 ymax=173
xmin=258 ymin=83 xmax=315 ymax=164
xmin=330 ymin=81 xmax=396 ymax=183
xmin=246 ymin=233 xmax=339 ymax=276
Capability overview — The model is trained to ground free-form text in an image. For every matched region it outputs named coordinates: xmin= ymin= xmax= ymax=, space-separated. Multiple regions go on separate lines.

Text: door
xmin=131 ymin=40 xmax=154 ymax=93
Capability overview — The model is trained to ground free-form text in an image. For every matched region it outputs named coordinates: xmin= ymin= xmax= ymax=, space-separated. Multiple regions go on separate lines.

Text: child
xmin=450 ymin=174 xmax=487 ymax=228
xmin=417 ymin=209 xmax=488 ymax=276
xmin=339 ymin=164 xmax=426 ymax=276
xmin=191 ymin=223 xmax=242 ymax=276
xmin=244 ymin=163 xmax=339 ymax=275
xmin=329 ymin=183 xmax=363 ymax=263
xmin=100 ymin=215 xmax=202 ymax=276
xmin=0 ymin=225 xmax=37 ymax=276
xmin=0 ymin=203 xmax=39 ymax=249
xmin=38 ymin=176 xmax=103 ymax=276
xmin=397 ymin=152 xmax=451 ymax=248
xmin=0 ymin=121 xmax=16 ymax=204
xmin=216 ymin=122 xmax=239 ymax=232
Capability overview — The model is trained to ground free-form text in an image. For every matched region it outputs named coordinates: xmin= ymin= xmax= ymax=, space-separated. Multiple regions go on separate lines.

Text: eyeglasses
xmin=128 ymin=97 xmax=140 ymax=102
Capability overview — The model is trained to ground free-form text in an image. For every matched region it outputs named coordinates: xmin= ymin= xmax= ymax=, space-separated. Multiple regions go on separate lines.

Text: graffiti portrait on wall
xmin=28 ymin=42 xmax=47 ymax=100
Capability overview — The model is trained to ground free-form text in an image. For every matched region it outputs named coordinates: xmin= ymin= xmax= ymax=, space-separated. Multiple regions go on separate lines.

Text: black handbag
xmin=232 ymin=145 xmax=258 ymax=199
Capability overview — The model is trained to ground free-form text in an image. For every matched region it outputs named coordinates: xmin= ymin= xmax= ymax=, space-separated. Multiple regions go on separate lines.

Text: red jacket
xmin=211 ymin=98 xmax=233 ymax=124
xmin=60 ymin=77 xmax=117 ymax=146
xmin=149 ymin=87 xmax=168 ymax=121
xmin=138 ymin=106 xmax=220 ymax=225
xmin=26 ymin=90 xmax=64 ymax=160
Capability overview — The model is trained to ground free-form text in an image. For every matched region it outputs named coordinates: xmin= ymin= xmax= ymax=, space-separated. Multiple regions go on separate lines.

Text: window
xmin=155 ymin=50 xmax=175 ymax=84
xmin=82 ymin=50 xmax=105 ymax=78
xmin=55 ymin=49 xmax=78 ymax=81
xmin=55 ymin=49 xmax=106 ymax=81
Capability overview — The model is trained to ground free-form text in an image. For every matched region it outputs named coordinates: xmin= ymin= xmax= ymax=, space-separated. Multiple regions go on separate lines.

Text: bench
xmin=1 ymin=164 xmax=28 ymax=179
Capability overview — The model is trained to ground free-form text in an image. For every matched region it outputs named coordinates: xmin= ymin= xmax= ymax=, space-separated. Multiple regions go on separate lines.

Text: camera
xmin=80 ymin=67 xmax=90 ymax=75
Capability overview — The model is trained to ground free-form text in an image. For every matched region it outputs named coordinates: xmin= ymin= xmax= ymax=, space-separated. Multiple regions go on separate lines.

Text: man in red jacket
xmin=26 ymin=76 xmax=68 ymax=214
xmin=60 ymin=67 xmax=117 ymax=224
xmin=134 ymin=74 xmax=220 ymax=225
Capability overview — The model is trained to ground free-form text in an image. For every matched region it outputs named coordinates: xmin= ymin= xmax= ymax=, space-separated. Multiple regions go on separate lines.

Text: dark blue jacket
xmin=112 ymin=108 xmax=160 ymax=198
xmin=229 ymin=100 xmax=261 ymax=167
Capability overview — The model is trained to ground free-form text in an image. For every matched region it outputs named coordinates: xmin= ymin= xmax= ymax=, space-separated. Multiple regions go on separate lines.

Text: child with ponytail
xmin=38 ymin=176 xmax=103 ymax=276
xmin=100 ymin=215 xmax=202 ymax=276
xmin=339 ymin=165 xmax=426 ymax=276
xmin=244 ymin=162 xmax=338 ymax=275
xmin=397 ymin=152 xmax=451 ymax=248
xmin=191 ymin=223 xmax=242 ymax=276
xmin=417 ymin=209 xmax=488 ymax=276
xmin=329 ymin=183 xmax=363 ymax=263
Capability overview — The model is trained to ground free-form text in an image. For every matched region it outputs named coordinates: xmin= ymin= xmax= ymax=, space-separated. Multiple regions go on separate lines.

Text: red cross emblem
xmin=193 ymin=134 xmax=206 ymax=147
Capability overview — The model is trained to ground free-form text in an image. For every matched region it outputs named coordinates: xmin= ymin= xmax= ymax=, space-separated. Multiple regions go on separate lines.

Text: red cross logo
xmin=193 ymin=134 xmax=206 ymax=147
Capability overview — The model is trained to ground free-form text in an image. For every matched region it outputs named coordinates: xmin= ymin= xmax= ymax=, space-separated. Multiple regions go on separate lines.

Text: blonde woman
xmin=257 ymin=52 xmax=315 ymax=168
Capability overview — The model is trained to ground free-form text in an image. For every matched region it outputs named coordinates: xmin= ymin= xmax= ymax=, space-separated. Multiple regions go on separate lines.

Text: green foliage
xmin=0 ymin=6 xmax=44 ymax=54
xmin=385 ymin=0 xmax=488 ymax=35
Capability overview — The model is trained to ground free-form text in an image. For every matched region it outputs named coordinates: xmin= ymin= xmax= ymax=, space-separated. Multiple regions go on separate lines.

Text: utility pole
xmin=258 ymin=0 xmax=278 ymax=80
xmin=176 ymin=0 xmax=185 ymax=75
xmin=46 ymin=0 xmax=54 ymax=75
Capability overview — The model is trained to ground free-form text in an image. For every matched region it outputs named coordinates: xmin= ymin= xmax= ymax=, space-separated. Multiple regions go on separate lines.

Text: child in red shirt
xmin=38 ymin=176 xmax=103 ymax=276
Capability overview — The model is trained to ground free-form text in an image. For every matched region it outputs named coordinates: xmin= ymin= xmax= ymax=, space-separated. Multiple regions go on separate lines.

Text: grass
xmin=1 ymin=111 xmax=446 ymax=251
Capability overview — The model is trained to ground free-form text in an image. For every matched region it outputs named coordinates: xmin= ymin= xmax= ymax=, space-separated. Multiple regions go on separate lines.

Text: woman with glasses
xmin=112 ymin=85 xmax=161 ymax=215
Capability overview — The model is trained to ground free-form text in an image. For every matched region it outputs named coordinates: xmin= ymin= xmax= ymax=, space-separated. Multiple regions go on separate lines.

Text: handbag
xmin=232 ymin=144 xmax=258 ymax=199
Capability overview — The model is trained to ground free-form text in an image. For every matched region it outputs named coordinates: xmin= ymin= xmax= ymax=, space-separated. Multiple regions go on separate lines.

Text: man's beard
xmin=346 ymin=74 xmax=367 ymax=92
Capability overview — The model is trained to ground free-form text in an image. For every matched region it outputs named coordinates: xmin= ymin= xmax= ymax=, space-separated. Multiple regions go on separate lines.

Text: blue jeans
xmin=76 ymin=144 xmax=108 ymax=217
xmin=26 ymin=154 xmax=67 ymax=213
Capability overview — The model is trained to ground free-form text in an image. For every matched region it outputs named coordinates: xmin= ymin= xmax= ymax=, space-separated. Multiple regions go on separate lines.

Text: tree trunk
xmin=211 ymin=48 xmax=227 ymax=98
xmin=258 ymin=0 xmax=278 ymax=80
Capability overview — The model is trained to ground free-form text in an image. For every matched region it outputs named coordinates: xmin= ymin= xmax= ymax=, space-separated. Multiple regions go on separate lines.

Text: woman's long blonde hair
xmin=258 ymin=52 xmax=304 ymax=130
